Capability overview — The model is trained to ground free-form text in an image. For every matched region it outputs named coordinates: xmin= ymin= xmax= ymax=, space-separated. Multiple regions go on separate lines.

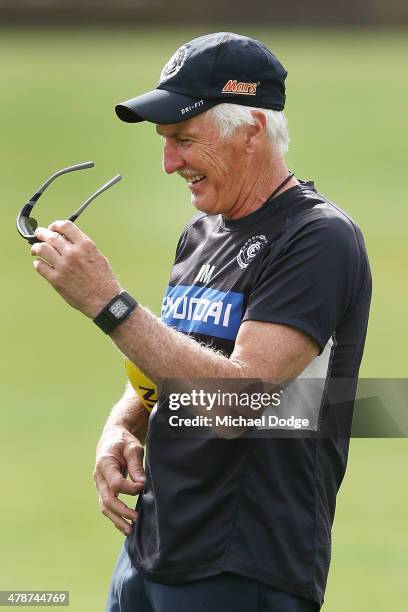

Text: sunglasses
xmin=16 ymin=161 xmax=122 ymax=245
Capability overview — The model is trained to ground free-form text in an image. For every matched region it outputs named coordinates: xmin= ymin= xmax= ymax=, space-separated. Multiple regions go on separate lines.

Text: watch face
xmin=109 ymin=298 xmax=129 ymax=319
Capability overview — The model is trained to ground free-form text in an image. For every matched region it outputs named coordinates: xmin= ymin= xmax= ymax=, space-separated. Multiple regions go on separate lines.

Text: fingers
xmin=97 ymin=455 xmax=143 ymax=495
xmin=123 ymin=442 xmax=145 ymax=484
xmin=101 ymin=504 xmax=136 ymax=537
xmin=30 ymin=241 xmax=63 ymax=268
xmin=32 ymin=256 xmax=57 ymax=282
xmin=34 ymin=227 xmax=72 ymax=250
xmin=34 ymin=220 xmax=86 ymax=248
xmin=31 ymin=230 xmax=69 ymax=282
xmin=94 ymin=428 xmax=146 ymax=534
xmin=48 ymin=219 xmax=86 ymax=243
xmin=97 ymin=476 xmax=138 ymax=536
xmin=94 ymin=453 xmax=144 ymax=536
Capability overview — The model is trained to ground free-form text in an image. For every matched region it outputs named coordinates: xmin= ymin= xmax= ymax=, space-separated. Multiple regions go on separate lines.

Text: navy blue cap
xmin=115 ymin=32 xmax=287 ymax=124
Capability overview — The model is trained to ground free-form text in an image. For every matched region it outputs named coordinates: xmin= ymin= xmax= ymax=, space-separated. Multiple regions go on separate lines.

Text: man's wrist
xmin=102 ymin=420 xmax=130 ymax=435
xmin=93 ymin=290 xmax=138 ymax=334
xmin=103 ymin=419 xmax=143 ymax=444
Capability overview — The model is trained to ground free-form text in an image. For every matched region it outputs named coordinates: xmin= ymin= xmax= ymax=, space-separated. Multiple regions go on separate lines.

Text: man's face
xmin=156 ymin=112 xmax=247 ymax=217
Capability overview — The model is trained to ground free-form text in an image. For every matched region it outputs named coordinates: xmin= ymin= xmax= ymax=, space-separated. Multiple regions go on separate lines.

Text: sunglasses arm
xmin=29 ymin=161 xmax=96 ymax=210
xmin=68 ymin=174 xmax=122 ymax=222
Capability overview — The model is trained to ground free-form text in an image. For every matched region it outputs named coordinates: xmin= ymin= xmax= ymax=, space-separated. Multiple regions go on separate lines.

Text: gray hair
xmin=206 ymin=103 xmax=289 ymax=157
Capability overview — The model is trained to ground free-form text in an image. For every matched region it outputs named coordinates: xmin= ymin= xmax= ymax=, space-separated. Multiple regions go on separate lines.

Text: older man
xmin=31 ymin=33 xmax=371 ymax=612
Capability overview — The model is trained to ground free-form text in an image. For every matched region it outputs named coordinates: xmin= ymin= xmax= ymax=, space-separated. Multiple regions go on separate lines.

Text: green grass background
xmin=0 ymin=27 xmax=407 ymax=610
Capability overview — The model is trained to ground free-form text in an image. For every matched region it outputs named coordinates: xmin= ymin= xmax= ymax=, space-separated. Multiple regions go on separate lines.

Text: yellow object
xmin=124 ymin=357 xmax=158 ymax=413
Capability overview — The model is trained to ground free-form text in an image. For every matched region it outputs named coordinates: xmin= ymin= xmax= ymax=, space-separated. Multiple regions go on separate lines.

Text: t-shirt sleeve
xmin=242 ymin=215 xmax=362 ymax=352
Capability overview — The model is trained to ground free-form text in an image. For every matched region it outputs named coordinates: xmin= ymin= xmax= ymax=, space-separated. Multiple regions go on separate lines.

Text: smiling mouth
xmin=179 ymin=171 xmax=206 ymax=185
xmin=187 ymin=175 xmax=206 ymax=185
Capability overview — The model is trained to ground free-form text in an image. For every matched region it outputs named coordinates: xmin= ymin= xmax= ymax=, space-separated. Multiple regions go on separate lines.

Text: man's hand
xmin=31 ymin=220 xmax=120 ymax=318
xmin=94 ymin=424 xmax=145 ymax=536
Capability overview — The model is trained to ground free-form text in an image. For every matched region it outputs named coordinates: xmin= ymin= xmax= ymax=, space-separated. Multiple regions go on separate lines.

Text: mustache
xmin=177 ymin=169 xmax=202 ymax=179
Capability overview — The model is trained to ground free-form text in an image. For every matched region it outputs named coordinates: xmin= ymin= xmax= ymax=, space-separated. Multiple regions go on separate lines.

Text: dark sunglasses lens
xmin=19 ymin=216 xmax=38 ymax=236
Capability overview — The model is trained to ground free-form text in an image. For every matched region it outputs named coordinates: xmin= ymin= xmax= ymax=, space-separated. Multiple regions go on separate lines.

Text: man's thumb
xmin=125 ymin=443 xmax=145 ymax=483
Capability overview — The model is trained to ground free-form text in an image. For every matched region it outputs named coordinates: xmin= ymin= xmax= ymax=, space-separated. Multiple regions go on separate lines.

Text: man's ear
xmin=244 ymin=111 xmax=267 ymax=154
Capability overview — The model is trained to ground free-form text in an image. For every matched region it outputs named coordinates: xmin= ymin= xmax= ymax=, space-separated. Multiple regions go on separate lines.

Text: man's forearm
xmin=104 ymin=382 xmax=149 ymax=444
xmin=108 ymin=304 xmax=317 ymax=437
xmin=110 ymin=305 xmax=243 ymax=384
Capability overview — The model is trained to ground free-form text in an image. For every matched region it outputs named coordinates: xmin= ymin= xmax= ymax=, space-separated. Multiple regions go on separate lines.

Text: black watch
xmin=93 ymin=291 xmax=138 ymax=334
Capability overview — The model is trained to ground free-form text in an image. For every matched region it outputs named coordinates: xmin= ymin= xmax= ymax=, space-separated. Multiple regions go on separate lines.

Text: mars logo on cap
xmin=160 ymin=44 xmax=189 ymax=83
xmin=222 ymin=80 xmax=258 ymax=95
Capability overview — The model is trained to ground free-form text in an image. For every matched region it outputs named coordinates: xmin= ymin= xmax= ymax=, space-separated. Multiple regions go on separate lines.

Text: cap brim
xmin=115 ymin=88 xmax=217 ymax=124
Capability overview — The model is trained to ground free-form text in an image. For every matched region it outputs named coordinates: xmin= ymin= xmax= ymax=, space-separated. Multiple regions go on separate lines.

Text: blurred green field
xmin=0 ymin=27 xmax=407 ymax=611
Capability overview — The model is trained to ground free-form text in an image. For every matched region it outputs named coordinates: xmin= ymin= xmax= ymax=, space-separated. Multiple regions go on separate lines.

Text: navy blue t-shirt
xmin=128 ymin=181 xmax=372 ymax=608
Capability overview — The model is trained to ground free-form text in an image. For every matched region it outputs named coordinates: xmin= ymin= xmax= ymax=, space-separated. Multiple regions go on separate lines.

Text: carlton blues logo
xmin=237 ymin=235 xmax=268 ymax=269
xmin=160 ymin=45 xmax=189 ymax=83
